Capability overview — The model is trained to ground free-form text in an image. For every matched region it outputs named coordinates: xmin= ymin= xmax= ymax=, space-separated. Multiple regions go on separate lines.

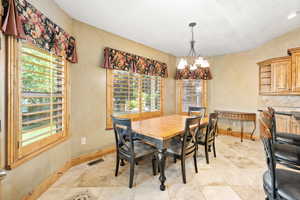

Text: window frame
xmin=176 ymin=79 xmax=207 ymax=115
xmin=106 ymin=70 xmax=165 ymax=129
xmin=6 ymin=37 xmax=70 ymax=169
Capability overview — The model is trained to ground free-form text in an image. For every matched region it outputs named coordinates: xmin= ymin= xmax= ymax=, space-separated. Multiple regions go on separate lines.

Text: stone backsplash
xmin=258 ymin=96 xmax=300 ymax=111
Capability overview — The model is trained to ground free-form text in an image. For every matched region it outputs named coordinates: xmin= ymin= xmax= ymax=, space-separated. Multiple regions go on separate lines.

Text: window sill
xmin=7 ymin=135 xmax=69 ymax=170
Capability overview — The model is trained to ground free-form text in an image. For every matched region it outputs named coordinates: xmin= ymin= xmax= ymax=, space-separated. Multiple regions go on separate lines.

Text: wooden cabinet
xmin=271 ymin=58 xmax=291 ymax=93
xmin=290 ymin=118 xmax=300 ymax=134
xmin=276 ymin=115 xmax=300 ymax=135
xmin=258 ymin=47 xmax=300 ymax=95
xmin=258 ymin=57 xmax=292 ymax=95
xmin=275 ymin=114 xmax=291 ymax=133
xmin=289 ymin=48 xmax=300 ymax=92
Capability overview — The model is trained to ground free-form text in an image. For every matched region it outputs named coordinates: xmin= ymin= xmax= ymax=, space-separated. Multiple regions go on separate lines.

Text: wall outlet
xmin=81 ymin=137 xmax=87 ymax=145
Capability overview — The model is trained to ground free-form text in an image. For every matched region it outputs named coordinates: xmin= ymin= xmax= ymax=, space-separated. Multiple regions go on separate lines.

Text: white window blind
xmin=182 ymin=80 xmax=202 ymax=112
xmin=141 ymin=75 xmax=161 ymax=112
xmin=20 ymin=43 xmax=66 ymax=147
xmin=112 ymin=70 xmax=162 ymax=115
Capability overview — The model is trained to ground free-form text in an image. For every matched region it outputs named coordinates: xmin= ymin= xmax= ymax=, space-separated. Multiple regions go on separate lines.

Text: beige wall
xmin=1 ymin=0 xmax=300 ymax=199
xmin=208 ymin=27 xmax=300 ymax=132
xmin=70 ymin=20 xmax=177 ymax=158
xmin=0 ymin=1 xmax=73 ymax=200
xmin=0 ymin=1 xmax=176 ymax=200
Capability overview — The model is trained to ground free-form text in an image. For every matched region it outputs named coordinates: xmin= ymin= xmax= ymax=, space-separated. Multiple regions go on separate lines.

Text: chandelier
xmin=177 ymin=22 xmax=210 ymax=70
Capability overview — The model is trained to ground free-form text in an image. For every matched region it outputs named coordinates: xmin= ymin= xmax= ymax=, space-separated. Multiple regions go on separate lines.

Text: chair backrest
xmin=182 ymin=116 xmax=202 ymax=156
xmin=188 ymin=106 xmax=206 ymax=118
xmin=260 ymin=111 xmax=276 ymax=199
xmin=205 ymin=112 xmax=219 ymax=145
xmin=267 ymin=107 xmax=278 ymax=141
xmin=112 ymin=116 xmax=134 ymax=157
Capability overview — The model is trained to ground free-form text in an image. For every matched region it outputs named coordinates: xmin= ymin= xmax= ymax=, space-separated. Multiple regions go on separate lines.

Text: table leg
xmin=250 ymin=120 xmax=256 ymax=141
xmin=241 ymin=121 xmax=244 ymax=142
xmin=158 ymin=149 xmax=166 ymax=191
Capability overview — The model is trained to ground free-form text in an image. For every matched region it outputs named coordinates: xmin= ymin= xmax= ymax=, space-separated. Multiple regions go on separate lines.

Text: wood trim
xmin=21 ymin=146 xmax=115 ymax=200
xmin=176 ymin=79 xmax=208 ymax=115
xmin=70 ymin=146 xmax=115 ymax=166
xmin=106 ymin=70 xmax=165 ymax=129
xmin=106 ymin=70 xmax=113 ymax=129
xmin=6 ymin=38 xmax=70 ymax=169
xmin=22 ymin=161 xmax=71 ymax=200
xmin=217 ymin=128 xmax=258 ymax=141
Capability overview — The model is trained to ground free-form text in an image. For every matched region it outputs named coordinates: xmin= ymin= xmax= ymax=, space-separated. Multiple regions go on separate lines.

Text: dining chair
xmin=197 ymin=112 xmax=218 ymax=164
xmin=263 ymin=110 xmax=300 ymax=170
xmin=260 ymin=113 xmax=300 ymax=200
xmin=112 ymin=116 xmax=157 ymax=188
xmin=188 ymin=106 xmax=206 ymax=118
xmin=167 ymin=116 xmax=201 ymax=184
xmin=267 ymin=107 xmax=300 ymax=146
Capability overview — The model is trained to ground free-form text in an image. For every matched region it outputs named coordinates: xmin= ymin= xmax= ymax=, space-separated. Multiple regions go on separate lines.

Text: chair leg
xmin=173 ymin=155 xmax=177 ymax=163
xmin=205 ymin=145 xmax=209 ymax=164
xmin=193 ymin=153 xmax=198 ymax=173
xmin=181 ymin=158 xmax=187 ymax=184
xmin=213 ymin=142 xmax=216 ymax=158
xmin=120 ymin=159 xmax=125 ymax=166
xmin=152 ymin=156 xmax=157 ymax=176
xmin=115 ymin=155 xmax=120 ymax=177
xmin=129 ymin=160 xmax=135 ymax=188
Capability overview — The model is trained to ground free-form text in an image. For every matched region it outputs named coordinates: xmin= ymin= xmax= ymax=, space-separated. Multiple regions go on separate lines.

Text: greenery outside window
xmin=176 ymin=79 xmax=207 ymax=114
xmin=7 ymin=38 xmax=69 ymax=169
xmin=106 ymin=70 xmax=164 ymax=129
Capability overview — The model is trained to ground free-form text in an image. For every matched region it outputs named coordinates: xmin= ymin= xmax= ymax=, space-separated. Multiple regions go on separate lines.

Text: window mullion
xmin=138 ymin=75 xmax=142 ymax=113
xmin=49 ymin=54 xmax=53 ymax=136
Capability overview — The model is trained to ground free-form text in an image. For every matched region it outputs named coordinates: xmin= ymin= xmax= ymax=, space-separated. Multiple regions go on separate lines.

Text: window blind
xmin=112 ymin=70 xmax=162 ymax=115
xmin=141 ymin=75 xmax=161 ymax=112
xmin=20 ymin=43 xmax=66 ymax=147
xmin=182 ymin=80 xmax=202 ymax=112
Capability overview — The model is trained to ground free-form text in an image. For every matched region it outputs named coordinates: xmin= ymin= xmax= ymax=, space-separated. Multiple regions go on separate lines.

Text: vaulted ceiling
xmin=54 ymin=0 xmax=300 ymax=56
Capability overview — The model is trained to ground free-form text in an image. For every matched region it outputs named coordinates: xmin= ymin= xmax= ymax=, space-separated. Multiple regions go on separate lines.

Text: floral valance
xmin=175 ymin=67 xmax=212 ymax=80
xmin=1 ymin=0 xmax=78 ymax=63
xmin=102 ymin=47 xmax=168 ymax=78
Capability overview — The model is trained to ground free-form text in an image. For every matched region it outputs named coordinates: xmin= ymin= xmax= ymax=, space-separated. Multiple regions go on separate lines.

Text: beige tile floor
xmin=39 ymin=136 xmax=267 ymax=200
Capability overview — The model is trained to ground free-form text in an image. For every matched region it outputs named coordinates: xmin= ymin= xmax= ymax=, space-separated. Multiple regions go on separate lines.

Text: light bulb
xmin=177 ymin=58 xmax=187 ymax=69
xmin=288 ymin=12 xmax=297 ymax=20
xmin=190 ymin=64 xmax=197 ymax=71
xmin=201 ymin=60 xmax=210 ymax=68
xmin=194 ymin=57 xmax=204 ymax=65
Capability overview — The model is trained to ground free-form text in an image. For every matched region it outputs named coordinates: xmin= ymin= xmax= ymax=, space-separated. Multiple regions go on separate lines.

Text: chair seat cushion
xmin=166 ymin=138 xmax=195 ymax=156
xmin=277 ymin=132 xmax=300 ymax=146
xmin=121 ymin=141 xmax=156 ymax=158
xmin=263 ymin=169 xmax=300 ymax=200
xmin=274 ymin=143 xmax=300 ymax=165
xmin=167 ymin=139 xmax=182 ymax=155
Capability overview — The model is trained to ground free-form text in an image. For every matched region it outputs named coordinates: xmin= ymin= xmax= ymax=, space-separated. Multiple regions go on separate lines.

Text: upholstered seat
xmin=277 ymin=132 xmax=300 ymax=146
xmin=121 ymin=141 xmax=156 ymax=157
xmin=263 ymin=169 xmax=300 ymax=200
xmin=274 ymin=143 xmax=300 ymax=165
xmin=167 ymin=139 xmax=195 ymax=155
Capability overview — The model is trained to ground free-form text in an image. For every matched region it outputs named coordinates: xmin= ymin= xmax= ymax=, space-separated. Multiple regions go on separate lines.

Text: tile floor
xmin=39 ymin=136 xmax=267 ymax=200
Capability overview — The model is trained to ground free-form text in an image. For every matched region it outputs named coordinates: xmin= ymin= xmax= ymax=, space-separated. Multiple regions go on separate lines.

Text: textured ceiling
xmin=54 ymin=0 xmax=300 ymax=56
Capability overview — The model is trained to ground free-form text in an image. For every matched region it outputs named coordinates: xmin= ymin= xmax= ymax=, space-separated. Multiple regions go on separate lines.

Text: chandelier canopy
xmin=177 ymin=22 xmax=210 ymax=70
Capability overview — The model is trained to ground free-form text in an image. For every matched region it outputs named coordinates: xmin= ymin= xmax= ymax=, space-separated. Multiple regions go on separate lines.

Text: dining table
xmin=131 ymin=114 xmax=208 ymax=191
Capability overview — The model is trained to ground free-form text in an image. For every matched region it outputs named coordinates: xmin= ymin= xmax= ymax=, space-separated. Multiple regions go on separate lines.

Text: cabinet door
xmin=259 ymin=64 xmax=272 ymax=94
xmin=291 ymin=52 xmax=300 ymax=92
xmin=272 ymin=60 xmax=291 ymax=93
xmin=275 ymin=114 xmax=291 ymax=133
xmin=290 ymin=118 xmax=300 ymax=135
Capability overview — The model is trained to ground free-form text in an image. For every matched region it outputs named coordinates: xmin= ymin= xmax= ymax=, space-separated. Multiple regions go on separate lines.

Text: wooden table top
xmin=132 ymin=114 xmax=208 ymax=141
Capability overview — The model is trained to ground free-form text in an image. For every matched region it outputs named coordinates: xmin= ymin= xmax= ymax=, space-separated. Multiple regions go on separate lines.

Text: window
xmin=176 ymin=79 xmax=207 ymax=114
xmin=106 ymin=70 xmax=164 ymax=128
xmin=7 ymin=38 xmax=69 ymax=168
